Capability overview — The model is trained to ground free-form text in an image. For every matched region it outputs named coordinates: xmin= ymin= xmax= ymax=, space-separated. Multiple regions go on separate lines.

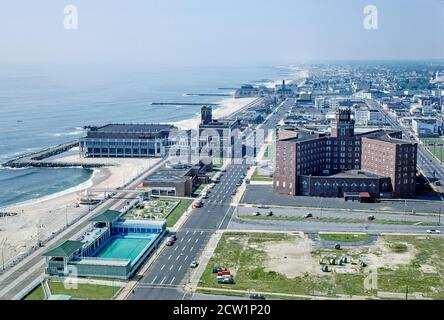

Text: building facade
xmin=273 ymin=108 xmax=417 ymax=198
xmin=79 ymin=124 xmax=180 ymax=158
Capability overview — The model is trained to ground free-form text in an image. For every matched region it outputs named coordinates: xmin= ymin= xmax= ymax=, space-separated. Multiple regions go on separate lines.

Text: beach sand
xmin=174 ymin=97 xmax=257 ymax=130
xmin=0 ymin=154 xmax=160 ymax=265
xmin=0 ymin=96 xmax=258 ymax=266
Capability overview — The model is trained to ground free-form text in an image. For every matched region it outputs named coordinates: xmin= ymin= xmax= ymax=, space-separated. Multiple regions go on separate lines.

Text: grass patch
xmin=24 ymin=284 xmax=45 ymax=300
xmin=389 ymin=242 xmax=408 ymax=253
xmin=251 ymin=168 xmax=273 ymax=182
xmin=48 ymin=281 xmax=121 ymax=300
xmin=193 ymin=184 xmax=208 ymax=197
xmin=239 ymin=215 xmax=441 ymax=226
xmin=198 ymin=232 xmax=444 ymax=299
xmin=319 ymin=233 xmax=368 ymax=242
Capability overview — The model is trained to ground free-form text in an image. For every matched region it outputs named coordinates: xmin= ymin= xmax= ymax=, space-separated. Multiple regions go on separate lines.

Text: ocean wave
xmin=0 ymin=168 xmax=97 ymax=209
xmin=53 ymin=128 xmax=85 ymax=137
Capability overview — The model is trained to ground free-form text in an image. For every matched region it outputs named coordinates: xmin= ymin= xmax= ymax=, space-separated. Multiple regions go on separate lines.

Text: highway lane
xmin=228 ymin=214 xmax=438 ymax=234
xmin=130 ymin=163 xmax=249 ymax=300
xmin=235 ymin=206 xmax=441 ymax=224
xmin=129 ymin=98 xmax=293 ymax=299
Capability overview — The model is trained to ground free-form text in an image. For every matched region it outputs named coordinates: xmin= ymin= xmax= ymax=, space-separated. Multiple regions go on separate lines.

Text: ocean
xmin=0 ymin=64 xmax=297 ymax=208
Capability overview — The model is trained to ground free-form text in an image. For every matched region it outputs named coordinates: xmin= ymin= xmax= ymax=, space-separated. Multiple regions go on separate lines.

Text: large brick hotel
xmin=273 ymin=108 xmax=417 ymax=198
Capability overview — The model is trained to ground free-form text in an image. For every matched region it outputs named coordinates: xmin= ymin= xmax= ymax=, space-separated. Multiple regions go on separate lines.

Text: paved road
xmin=236 ymin=206 xmax=441 ymax=223
xmin=228 ymin=215 xmax=438 ymax=234
xmin=130 ymin=163 xmax=248 ymax=300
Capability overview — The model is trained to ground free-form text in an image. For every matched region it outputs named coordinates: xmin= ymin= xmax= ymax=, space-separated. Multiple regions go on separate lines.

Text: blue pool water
xmin=94 ymin=234 xmax=157 ymax=264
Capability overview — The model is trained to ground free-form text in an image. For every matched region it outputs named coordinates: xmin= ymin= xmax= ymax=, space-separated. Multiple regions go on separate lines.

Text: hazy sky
xmin=1 ymin=0 xmax=443 ymax=65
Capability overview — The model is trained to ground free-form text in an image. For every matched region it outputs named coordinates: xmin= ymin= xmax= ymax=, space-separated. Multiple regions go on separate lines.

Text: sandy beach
xmin=0 ymin=96 xmax=257 ymax=267
xmin=174 ymin=97 xmax=257 ymax=130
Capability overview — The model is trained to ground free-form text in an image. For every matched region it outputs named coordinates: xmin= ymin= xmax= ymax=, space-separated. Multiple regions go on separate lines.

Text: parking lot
xmin=241 ymin=185 xmax=443 ymax=214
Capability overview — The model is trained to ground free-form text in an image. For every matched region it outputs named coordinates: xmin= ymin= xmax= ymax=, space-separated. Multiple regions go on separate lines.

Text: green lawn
xmin=24 ymin=284 xmax=45 ymax=300
xmin=251 ymin=168 xmax=273 ymax=182
xmin=164 ymin=198 xmax=194 ymax=228
xmin=239 ymin=215 xmax=441 ymax=227
xmin=421 ymin=138 xmax=444 ymax=163
xmin=48 ymin=282 xmax=121 ymax=300
xmin=193 ymin=184 xmax=208 ymax=197
xmin=24 ymin=281 xmax=121 ymax=300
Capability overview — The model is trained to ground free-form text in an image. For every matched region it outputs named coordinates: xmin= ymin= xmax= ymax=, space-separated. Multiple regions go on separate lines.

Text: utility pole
xmin=405 ymin=285 xmax=409 ymax=300
xmin=439 ymin=207 xmax=442 ymax=225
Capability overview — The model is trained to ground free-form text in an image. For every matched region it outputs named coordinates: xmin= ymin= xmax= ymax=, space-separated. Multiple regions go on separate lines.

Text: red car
xmin=194 ymin=201 xmax=203 ymax=208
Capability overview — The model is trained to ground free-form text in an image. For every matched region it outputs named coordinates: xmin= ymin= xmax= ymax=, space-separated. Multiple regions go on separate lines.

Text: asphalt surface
xmin=129 ymin=163 xmax=248 ymax=300
xmin=242 ymin=185 xmax=443 ymax=214
xmin=129 ymin=98 xmax=293 ymax=300
xmin=236 ymin=206 xmax=440 ymax=223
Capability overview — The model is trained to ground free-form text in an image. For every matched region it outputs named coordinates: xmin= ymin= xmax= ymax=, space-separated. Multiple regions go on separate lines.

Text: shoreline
xmin=0 ymin=96 xmax=262 ymax=266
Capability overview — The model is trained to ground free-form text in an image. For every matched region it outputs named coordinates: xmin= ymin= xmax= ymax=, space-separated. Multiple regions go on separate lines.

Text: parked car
xmin=427 ymin=229 xmax=441 ymax=234
xmin=257 ymin=204 xmax=269 ymax=209
xmin=252 ymin=212 xmax=261 ymax=216
xmin=166 ymin=239 xmax=175 ymax=246
xmin=212 ymin=266 xmax=224 ymax=273
xmin=249 ymin=294 xmax=266 ymax=300
xmin=266 ymin=211 xmax=273 ymax=217
xmin=304 ymin=213 xmax=313 ymax=218
xmin=231 ymin=191 xmax=237 ymax=196
xmin=194 ymin=201 xmax=203 ymax=208
xmin=221 ymin=169 xmax=227 ymax=173
xmin=368 ymin=215 xmax=375 ymax=221
xmin=169 ymin=233 xmax=177 ymax=241
xmin=201 ymin=194 xmax=209 ymax=199
xmin=217 ymin=276 xmax=235 ymax=284
xmin=190 ymin=261 xmax=199 ymax=268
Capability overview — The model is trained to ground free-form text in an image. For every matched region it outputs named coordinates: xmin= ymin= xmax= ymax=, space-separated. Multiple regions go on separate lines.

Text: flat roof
xmin=43 ymin=240 xmax=83 ymax=258
xmin=94 ymin=123 xmax=175 ymax=133
xmin=330 ymin=170 xmax=385 ymax=179
xmin=84 ymin=123 xmax=176 ymax=140
xmin=144 ymin=167 xmax=192 ymax=184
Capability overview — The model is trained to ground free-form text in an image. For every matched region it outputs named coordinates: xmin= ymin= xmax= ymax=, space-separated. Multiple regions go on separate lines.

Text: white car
xmin=252 ymin=212 xmax=261 ymax=216
xmin=427 ymin=229 xmax=441 ymax=234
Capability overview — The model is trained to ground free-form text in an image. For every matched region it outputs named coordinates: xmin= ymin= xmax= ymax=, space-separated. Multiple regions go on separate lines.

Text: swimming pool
xmin=94 ymin=234 xmax=157 ymax=265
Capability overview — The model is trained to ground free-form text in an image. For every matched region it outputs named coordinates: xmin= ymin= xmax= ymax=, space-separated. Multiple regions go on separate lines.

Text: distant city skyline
xmin=0 ymin=0 xmax=443 ymax=66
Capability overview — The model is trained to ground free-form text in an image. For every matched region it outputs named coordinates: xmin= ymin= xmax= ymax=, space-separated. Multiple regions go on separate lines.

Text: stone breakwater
xmin=2 ymin=141 xmax=105 ymax=169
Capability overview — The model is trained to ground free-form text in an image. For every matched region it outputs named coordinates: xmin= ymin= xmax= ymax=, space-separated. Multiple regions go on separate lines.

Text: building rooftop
xmin=329 ymin=169 xmax=385 ymax=179
xmin=84 ymin=123 xmax=176 ymax=140
xmin=90 ymin=209 xmax=122 ymax=223
xmin=144 ymin=166 xmax=192 ymax=184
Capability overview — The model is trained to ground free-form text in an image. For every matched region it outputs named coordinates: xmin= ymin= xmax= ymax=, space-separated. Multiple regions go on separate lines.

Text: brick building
xmin=273 ymin=108 xmax=417 ymax=198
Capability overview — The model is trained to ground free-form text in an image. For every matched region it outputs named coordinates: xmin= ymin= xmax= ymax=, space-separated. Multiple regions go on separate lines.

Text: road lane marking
xmin=169 ymin=265 xmax=174 ymax=271
xmin=190 ymin=246 xmax=194 ymax=251
xmin=151 ymin=275 xmax=158 ymax=284
xmin=170 ymin=277 xmax=176 ymax=285
xmin=187 ymin=238 xmax=191 ymax=243
xmin=195 ymin=238 xmax=199 ymax=243
xmin=176 ymin=255 xmax=180 ymax=261
xmin=168 ymin=254 xmax=172 ymax=260
xmin=185 ymin=255 xmax=188 ymax=260
xmin=161 ymin=264 xmax=165 ymax=270
xmin=178 ymin=265 xmax=182 ymax=271
xmin=160 ymin=276 xmax=166 ymax=285
xmin=182 ymin=246 xmax=187 ymax=251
